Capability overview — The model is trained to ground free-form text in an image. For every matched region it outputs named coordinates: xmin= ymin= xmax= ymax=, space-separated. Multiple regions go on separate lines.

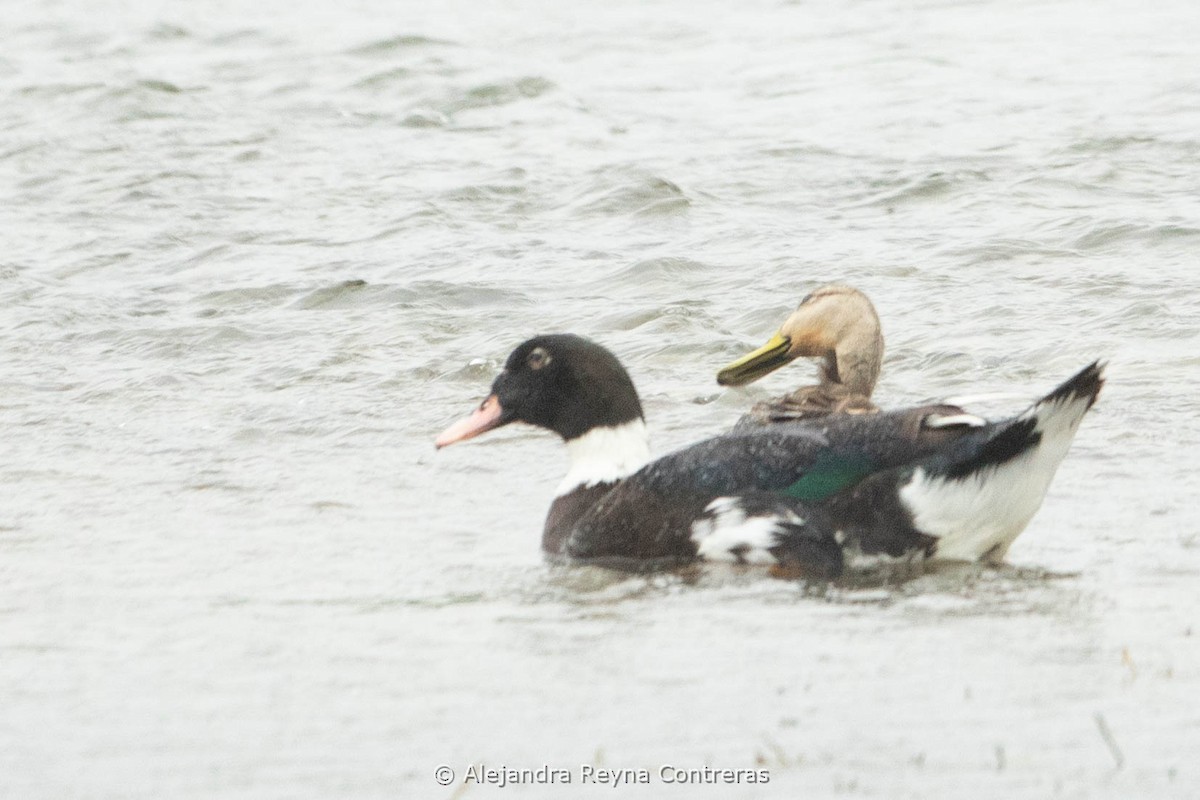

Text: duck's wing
xmin=562 ymin=409 xmax=975 ymax=570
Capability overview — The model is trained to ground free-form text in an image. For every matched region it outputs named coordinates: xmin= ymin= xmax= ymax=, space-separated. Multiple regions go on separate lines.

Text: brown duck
xmin=717 ymin=284 xmax=883 ymax=424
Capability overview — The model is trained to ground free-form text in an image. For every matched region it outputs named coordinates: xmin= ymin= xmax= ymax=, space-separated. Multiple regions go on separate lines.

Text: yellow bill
xmin=716 ymin=332 xmax=793 ymax=386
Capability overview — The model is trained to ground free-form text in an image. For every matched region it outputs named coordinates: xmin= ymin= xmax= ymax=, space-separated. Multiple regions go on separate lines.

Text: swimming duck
xmin=717 ymin=284 xmax=883 ymax=425
xmin=436 ymin=334 xmax=1103 ymax=576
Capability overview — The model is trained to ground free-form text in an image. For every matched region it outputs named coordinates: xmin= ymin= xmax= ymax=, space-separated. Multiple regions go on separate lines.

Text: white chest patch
xmin=555 ymin=419 xmax=650 ymax=497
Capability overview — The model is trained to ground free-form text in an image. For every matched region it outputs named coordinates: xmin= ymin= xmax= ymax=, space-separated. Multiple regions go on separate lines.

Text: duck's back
xmin=736 ymin=383 xmax=879 ymax=428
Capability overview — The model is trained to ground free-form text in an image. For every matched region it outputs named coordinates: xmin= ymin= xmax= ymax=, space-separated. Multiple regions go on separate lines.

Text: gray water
xmin=4 ymin=0 xmax=1200 ymax=797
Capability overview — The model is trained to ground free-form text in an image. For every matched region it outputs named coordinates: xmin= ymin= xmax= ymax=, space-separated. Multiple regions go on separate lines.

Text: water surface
xmin=3 ymin=0 xmax=1199 ymax=797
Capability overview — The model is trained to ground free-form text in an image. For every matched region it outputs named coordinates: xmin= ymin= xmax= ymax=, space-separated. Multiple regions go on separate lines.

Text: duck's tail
xmin=901 ymin=361 xmax=1105 ymax=561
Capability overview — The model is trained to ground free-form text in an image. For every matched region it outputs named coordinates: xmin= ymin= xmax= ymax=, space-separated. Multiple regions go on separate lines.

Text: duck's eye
xmin=526 ymin=347 xmax=552 ymax=370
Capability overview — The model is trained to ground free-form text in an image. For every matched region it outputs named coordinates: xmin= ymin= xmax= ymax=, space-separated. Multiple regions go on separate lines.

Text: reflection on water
xmin=528 ymin=559 xmax=1086 ymax=619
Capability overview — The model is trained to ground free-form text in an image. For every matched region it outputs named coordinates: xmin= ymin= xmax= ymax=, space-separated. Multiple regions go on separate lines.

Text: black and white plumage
xmin=436 ymin=334 xmax=1104 ymax=577
xmin=823 ymin=363 xmax=1105 ymax=564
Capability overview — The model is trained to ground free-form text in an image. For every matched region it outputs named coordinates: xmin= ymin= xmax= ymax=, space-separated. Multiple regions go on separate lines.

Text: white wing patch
xmin=691 ymin=497 xmax=802 ymax=565
xmin=923 ymin=412 xmax=987 ymax=429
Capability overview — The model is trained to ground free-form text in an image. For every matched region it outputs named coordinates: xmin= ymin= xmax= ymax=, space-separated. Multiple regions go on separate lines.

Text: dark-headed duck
xmin=437 ymin=334 xmax=1103 ymax=576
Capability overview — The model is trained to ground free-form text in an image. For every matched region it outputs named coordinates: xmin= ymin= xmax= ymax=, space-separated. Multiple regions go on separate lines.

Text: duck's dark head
xmin=436 ymin=334 xmax=645 ymax=448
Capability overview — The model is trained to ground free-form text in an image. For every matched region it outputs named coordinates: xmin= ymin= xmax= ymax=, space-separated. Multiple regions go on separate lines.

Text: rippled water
xmin=4 ymin=0 xmax=1200 ymax=797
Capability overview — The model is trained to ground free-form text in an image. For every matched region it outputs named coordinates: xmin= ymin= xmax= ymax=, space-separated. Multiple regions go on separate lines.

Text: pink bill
xmin=435 ymin=395 xmax=504 ymax=449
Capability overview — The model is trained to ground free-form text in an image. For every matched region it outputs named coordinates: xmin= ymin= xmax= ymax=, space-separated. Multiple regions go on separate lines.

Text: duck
xmin=717 ymin=284 xmax=883 ymax=426
xmin=435 ymin=334 xmax=1103 ymax=577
